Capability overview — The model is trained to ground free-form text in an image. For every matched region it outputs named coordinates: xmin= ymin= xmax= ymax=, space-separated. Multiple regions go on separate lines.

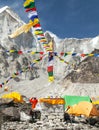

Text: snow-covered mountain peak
xmin=0 ymin=6 xmax=24 ymax=24
xmin=0 ymin=6 xmax=35 ymax=49
xmin=0 ymin=6 xmax=9 ymax=13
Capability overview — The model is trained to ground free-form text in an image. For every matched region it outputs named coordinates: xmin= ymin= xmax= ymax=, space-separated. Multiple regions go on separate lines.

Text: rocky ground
xmin=0 ymin=6 xmax=99 ymax=130
xmin=1 ymin=120 xmax=99 ymax=130
xmin=0 ymin=99 xmax=99 ymax=130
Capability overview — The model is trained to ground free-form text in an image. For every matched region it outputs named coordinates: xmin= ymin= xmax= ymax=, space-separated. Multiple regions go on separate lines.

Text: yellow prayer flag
xmin=48 ymin=40 xmax=53 ymax=51
xmin=10 ymin=50 xmax=15 ymax=53
xmin=46 ymin=49 xmax=53 ymax=52
xmin=45 ymin=40 xmax=53 ymax=52
xmin=30 ymin=18 xmax=39 ymax=25
xmin=34 ymin=31 xmax=43 ymax=35
xmin=12 ymin=74 xmax=16 ymax=78
xmin=4 ymin=81 xmax=7 ymax=85
xmin=60 ymin=59 xmax=64 ymax=62
xmin=48 ymin=76 xmax=54 ymax=82
xmin=23 ymin=0 xmax=35 ymax=7
xmin=88 ymin=54 xmax=94 ymax=56
xmin=43 ymin=44 xmax=49 ymax=47
xmin=40 ymin=39 xmax=47 ymax=43
xmin=9 ymin=19 xmax=39 ymax=38
xmin=67 ymin=52 xmax=71 ymax=55
xmin=31 ymin=51 xmax=35 ymax=55
xmin=33 ymin=60 xmax=38 ymax=63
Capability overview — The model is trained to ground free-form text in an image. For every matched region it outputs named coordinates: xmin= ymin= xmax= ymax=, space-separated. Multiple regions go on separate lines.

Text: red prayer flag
xmin=38 ymin=34 xmax=44 ymax=37
xmin=40 ymin=52 xmax=44 ymax=55
xmin=33 ymin=23 xmax=41 ymax=28
xmin=40 ymin=56 xmax=43 ymax=60
xmin=18 ymin=51 xmax=23 ymax=55
xmin=25 ymin=7 xmax=36 ymax=12
xmin=0 ymin=84 xmax=2 ymax=88
xmin=16 ymin=72 xmax=19 ymax=75
xmin=60 ymin=52 xmax=64 ymax=56
xmin=47 ymin=66 xmax=53 ymax=72
xmin=81 ymin=54 xmax=85 ymax=57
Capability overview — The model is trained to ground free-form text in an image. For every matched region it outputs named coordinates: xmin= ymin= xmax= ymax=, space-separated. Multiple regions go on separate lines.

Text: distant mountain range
xmin=0 ymin=6 xmax=99 ymax=98
xmin=0 ymin=6 xmax=99 ymax=84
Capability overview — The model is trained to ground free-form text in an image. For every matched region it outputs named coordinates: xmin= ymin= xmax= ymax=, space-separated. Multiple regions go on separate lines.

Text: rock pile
xmin=38 ymin=100 xmax=65 ymax=129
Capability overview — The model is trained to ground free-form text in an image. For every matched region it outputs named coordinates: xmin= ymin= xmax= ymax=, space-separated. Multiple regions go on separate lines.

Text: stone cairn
xmin=33 ymin=98 xmax=67 ymax=130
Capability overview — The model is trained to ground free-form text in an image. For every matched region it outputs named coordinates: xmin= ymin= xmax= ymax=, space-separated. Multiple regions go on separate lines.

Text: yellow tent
xmin=2 ymin=92 xmax=24 ymax=103
xmin=67 ymin=101 xmax=99 ymax=117
xmin=92 ymin=100 xmax=99 ymax=105
xmin=92 ymin=97 xmax=99 ymax=105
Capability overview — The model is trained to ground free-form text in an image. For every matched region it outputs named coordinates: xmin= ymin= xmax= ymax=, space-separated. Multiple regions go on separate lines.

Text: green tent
xmin=62 ymin=95 xmax=91 ymax=109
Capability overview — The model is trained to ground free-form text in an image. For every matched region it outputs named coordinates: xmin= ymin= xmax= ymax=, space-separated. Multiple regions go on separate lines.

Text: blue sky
xmin=0 ymin=0 xmax=99 ymax=38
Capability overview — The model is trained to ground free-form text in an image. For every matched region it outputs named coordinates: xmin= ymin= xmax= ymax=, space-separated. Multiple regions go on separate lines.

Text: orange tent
xmin=39 ymin=98 xmax=65 ymax=105
xmin=67 ymin=101 xmax=99 ymax=117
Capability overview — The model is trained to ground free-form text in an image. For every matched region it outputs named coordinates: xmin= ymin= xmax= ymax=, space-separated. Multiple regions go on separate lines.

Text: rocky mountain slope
xmin=66 ymin=49 xmax=99 ymax=83
xmin=0 ymin=6 xmax=35 ymax=49
xmin=0 ymin=6 xmax=38 ymax=80
xmin=0 ymin=6 xmax=99 ymax=98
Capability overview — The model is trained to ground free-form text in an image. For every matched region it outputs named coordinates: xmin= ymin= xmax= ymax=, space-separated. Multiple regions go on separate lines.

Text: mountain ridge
xmin=0 ymin=6 xmax=99 ymax=98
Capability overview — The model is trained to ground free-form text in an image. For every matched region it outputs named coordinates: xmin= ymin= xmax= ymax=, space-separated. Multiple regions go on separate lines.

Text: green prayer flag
xmin=24 ymin=2 xmax=35 ymax=9
xmin=48 ymin=71 xmax=53 ymax=76
xmin=64 ymin=53 xmax=68 ymax=57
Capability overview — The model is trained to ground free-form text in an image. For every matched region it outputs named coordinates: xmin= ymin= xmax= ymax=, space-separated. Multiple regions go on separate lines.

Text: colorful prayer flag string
xmin=23 ymin=0 xmax=50 ymax=51
xmin=9 ymin=0 xmax=99 ymax=83
xmin=23 ymin=0 xmax=55 ymax=82
xmin=1 ymin=49 xmax=99 ymax=57
xmin=47 ymin=52 xmax=54 ymax=82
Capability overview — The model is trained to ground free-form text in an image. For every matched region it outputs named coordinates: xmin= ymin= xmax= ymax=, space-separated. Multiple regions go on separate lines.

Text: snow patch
xmin=45 ymin=31 xmax=62 ymax=44
xmin=91 ymin=36 xmax=99 ymax=49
